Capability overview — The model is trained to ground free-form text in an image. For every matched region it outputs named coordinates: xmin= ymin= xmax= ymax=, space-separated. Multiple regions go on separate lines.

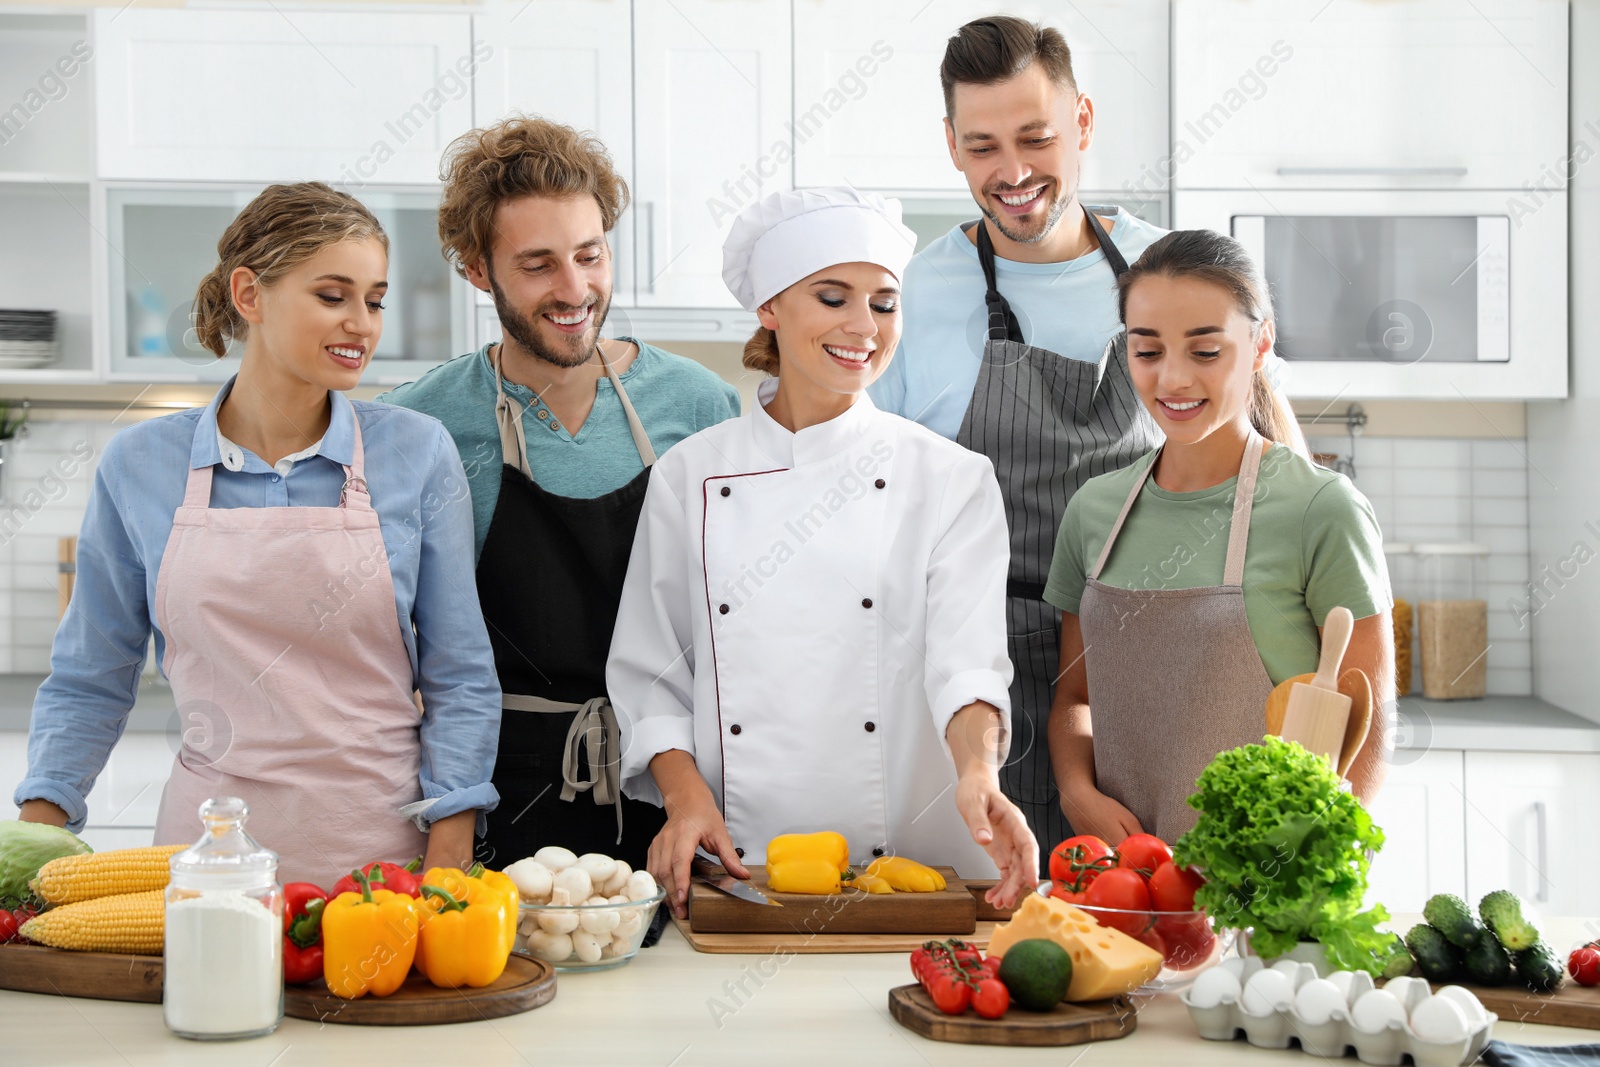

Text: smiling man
xmin=867 ymin=16 xmax=1169 ymax=862
xmin=382 ymin=117 xmax=739 ymax=871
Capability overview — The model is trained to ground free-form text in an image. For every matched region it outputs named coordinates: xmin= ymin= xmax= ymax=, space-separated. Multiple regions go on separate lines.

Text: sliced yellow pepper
xmin=322 ymin=868 xmax=422 ymax=998
xmin=766 ymin=831 xmax=850 ymax=895
xmin=415 ymin=866 xmax=515 ymax=988
xmin=865 ymin=855 xmax=946 ymax=892
xmin=846 ymin=873 xmax=895 ymax=895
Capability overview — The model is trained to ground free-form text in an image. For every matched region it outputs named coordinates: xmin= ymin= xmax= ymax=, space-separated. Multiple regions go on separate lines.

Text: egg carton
xmin=1180 ymin=956 xmax=1496 ymax=1067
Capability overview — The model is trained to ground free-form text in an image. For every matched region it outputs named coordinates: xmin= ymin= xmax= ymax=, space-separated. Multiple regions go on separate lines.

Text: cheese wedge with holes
xmin=986 ymin=893 xmax=1163 ymax=1001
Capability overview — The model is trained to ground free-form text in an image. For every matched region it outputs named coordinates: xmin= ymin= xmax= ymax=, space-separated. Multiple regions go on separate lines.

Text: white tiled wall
xmin=0 ymin=419 xmax=124 ymax=673
xmin=1308 ymin=435 xmax=1533 ymax=696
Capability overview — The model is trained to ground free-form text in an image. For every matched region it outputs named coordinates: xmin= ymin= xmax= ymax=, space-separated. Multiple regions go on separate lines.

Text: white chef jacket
xmin=608 ymin=377 xmax=1014 ymax=877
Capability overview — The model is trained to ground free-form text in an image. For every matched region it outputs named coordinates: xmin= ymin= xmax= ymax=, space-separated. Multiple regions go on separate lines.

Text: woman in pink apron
xmin=15 ymin=184 xmax=501 ymax=884
xmin=1043 ymin=230 xmax=1395 ymax=845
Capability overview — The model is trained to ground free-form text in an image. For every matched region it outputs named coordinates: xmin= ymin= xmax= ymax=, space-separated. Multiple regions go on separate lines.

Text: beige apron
xmin=1077 ymin=434 xmax=1275 ymax=842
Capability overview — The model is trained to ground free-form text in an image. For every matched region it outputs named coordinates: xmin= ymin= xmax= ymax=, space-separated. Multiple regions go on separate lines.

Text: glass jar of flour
xmin=164 ymin=797 xmax=284 ymax=1040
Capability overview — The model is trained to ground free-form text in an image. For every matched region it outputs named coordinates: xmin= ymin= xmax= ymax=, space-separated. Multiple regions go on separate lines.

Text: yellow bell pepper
xmin=423 ymin=863 xmax=518 ymax=958
xmin=415 ymin=866 xmax=515 ymax=988
xmin=865 ymin=855 xmax=947 ymax=892
xmin=322 ymin=868 xmax=422 ymax=998
xmin=766 ymin=831 xmax=850 ymax=894
xmin=846 ymin=873 xmax=895 ymax=895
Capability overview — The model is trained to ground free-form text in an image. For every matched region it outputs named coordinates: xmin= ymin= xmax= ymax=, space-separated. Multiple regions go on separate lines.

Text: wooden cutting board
xmin=689 ymin=865 xmax=976 ymax=935
xmin=674 ymin=916 xmax=1001 ymax=954
xmin=888 ymin=984 xmax=1137 ymax=1046
xmin=1433 ymin=978 xmax=1600 ymax=1030
xmin=0 ymin=943 xmax=162 ymax=1003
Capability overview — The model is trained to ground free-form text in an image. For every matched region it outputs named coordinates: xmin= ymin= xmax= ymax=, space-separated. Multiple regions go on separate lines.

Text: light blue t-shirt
xmin=869 ymin=206 xmax=1168 ymax=439
xmin=380 ymin=340 xmax=741 ymax=560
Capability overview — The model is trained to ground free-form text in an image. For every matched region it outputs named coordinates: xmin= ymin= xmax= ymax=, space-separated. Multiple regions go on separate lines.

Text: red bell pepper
xmin=283 ymin=882 xmax=328 ymax=985
xmin=329 ymin=858 xmax=423 ymax=899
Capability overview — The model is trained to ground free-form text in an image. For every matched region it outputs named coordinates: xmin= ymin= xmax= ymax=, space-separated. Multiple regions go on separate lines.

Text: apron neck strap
xmin=1087 ymin=433 xmax=1267 ymax=587
xmin=974 ymin=204 xmax=1128 ymax=347
xmin=488 ymin=344 xmax=656 ymax=478
xmin=182 ymin=406 xmax=369 ymax=510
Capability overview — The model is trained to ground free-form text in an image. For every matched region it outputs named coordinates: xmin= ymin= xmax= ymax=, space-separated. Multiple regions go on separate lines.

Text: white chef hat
xmin=722 ymin=187 xmax=918 ymax=312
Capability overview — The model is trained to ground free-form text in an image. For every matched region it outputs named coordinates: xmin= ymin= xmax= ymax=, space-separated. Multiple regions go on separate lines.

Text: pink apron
xmin=151 ymin=415 xmax=428 ymax=885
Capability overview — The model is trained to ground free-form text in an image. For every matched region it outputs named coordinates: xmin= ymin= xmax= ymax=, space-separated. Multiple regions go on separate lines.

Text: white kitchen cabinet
xmin=1463 ymin=751 xmax=1600 ymax=918
xmin=1364 ymin=749 xmax=1467 ymax=914
xmin=1171 ymin=0 xmax=1568 ymax=190
xmin=472 ymin=0 xmax=636 ymax=303
xmin=632 ymin=0 xmax=791 ymax=308
xmin=793 ymin=0 xmax=1168 ymax=197
xmin=93 ymin=9 xmax=475 ymax=184
xmin=0 ymin=732 xmax=27 ymax=820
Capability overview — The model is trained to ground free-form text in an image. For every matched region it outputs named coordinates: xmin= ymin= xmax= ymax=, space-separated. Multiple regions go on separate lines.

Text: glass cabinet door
xmin=106 ymin=184 xmax=468 ymax=383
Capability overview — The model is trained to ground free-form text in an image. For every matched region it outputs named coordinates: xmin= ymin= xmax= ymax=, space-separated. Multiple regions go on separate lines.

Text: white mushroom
xmin=537 ymin=886 xmax=580 ymax=933
xmin=532 ymin=846 xmax=578 ymax=872
xmin=601 ymin=860 xmax=632 ymax=897
xmin=517 ymin=913 xmax=539 ymax=938
xmin=553 ymin=865 xmax=593 ymax=902
xmin=615 ymin=908 xmax=643 ymax=939
xmin=523 ymin=929 xmax=573 ymax=962
xmin=624 ymin=870 xmax=658 ymax=902
xmin=504 ymin=858 xmax=554 ymax=903
xmin=585 ymin=895 xmax=609 ymax=906
xmin=607 ymin=894 xmax=628 ymax=905
xmin=609 ymin=931 xmax=635 ymax=956
xmin=581 ymin=904 xmax=622 ymax=935
xmin=571 ymin=929 xmax=605 ymax=963
xmin=576 ymin=853 xmax=618 ymax=888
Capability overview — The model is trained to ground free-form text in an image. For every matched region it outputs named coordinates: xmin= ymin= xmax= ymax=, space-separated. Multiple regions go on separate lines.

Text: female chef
xmin=14 ymin=183 xmax=501 ymax=884
xmin=1045 ymin=229 xmax=1394 ymax=845
xmin=607 ymin=188 xmax=1038 ymax=916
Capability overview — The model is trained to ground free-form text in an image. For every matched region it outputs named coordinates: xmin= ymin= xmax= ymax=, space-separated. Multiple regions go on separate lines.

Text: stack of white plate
xmin=0 ymin=309 xmax=58 ymax=368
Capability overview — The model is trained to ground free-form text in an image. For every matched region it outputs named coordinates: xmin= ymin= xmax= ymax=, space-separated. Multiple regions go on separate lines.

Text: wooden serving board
xmin=888 ymin=984 xmax=1138 ymax=1046
xmin=286 ymin=955 xmax=555 ymax=1025
xmin=0 ymin=943 xmax=162 ymax=1003
xmin=689 ymin=865 xmax=976 ymax=935
xmin=1432 ymin=978 xmax=1600 ymax=1031
xmin=674 ymin=916 xmax=1000 ymax=954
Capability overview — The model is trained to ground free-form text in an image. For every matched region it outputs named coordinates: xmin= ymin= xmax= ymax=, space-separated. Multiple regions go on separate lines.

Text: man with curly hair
xmin=382 ymin=117 xmax=739 ymax=871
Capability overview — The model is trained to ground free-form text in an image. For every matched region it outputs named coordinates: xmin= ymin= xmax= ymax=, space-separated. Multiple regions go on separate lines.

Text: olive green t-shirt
xmin=1043 ymin=444 xmax=1391 ymax=686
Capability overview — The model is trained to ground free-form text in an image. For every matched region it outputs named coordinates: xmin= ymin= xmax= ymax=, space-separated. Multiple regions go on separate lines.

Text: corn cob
xmin=21 ymin=889 xmax=165 ymax=954
xmin=31 ymin=844 xmax=186 ymax=905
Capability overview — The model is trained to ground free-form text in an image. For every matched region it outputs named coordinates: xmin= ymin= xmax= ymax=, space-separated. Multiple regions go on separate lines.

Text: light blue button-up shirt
xmin=15 ymin=378 xmax=502 ymax=833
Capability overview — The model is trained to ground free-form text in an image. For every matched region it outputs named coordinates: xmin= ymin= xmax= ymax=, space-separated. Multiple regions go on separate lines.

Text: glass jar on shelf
xmin=1384 ymin=543 xmax=1416 ymax=698
xmin=1414 ymin=542 xmax=1491 ymax=701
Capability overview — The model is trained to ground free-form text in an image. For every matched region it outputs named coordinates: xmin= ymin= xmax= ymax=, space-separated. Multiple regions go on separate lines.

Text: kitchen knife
xmin=691 ymin=854 xmax=782 ymax=907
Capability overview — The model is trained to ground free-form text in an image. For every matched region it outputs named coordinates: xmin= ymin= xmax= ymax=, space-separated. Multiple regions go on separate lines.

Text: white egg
xmin=1384 ymin=975 xmax=1430 ymax=1013
xmin=1293 ymin=978 xmax=1347 ymax=1026
xmin=1271 ymin=958 xmax=1307 ymax=984
xmin=1432 ymin=985 xmax=1489 ymax=1029
xmin=1351 ymin=989 xmax=1408 ymax=1033
xmin=1328 ymin=969 xmax=1374 ymax=1006
xmin=1189 ymin=966 xmax=1242 ymax=1009
xmin=1220 ymin=956 xmax=1261 ymax=982
xmin=1242 ymin=968 xmax=1296 ymax=1015
xmin=1410 ymin=994 xmax=1471 ymax=1045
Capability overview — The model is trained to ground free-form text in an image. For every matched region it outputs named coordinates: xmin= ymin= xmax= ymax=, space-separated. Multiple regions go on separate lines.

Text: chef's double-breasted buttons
xmin=871 ymin=846 xmax=885 ymax=857
xmin=875 ymin=479 xmax=886 ymax=489
xmin=720 ymin=486 xmax=731 ymax=497
xmin=864 ymin=721 xmax=876 ymax=732
xmin=718 ymin=603 xmax=729 ymax=615
xmin=735 ymin=848 xmax=745 ymax=858
xmin=861 ymin=598 xmax=873 ymax=609
xmin=729 ymin=723 xmax=742 ymax=735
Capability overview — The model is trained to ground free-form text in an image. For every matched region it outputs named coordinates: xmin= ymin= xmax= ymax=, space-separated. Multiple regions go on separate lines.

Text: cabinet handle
xmin=1275 ymin=166 xmax=1469 ymax=177
xmin=1532 ymin=800 xmax=1549 ymax=904
xmin=643 ymin=201 xmax=656 ymax=295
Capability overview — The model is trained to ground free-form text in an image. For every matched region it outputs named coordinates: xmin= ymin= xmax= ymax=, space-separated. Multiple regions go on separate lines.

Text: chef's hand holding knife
xmin=646 ymin=749 xmax=750 ymax=919
xmin=949 ymin=701 xmax=1039 ymax=911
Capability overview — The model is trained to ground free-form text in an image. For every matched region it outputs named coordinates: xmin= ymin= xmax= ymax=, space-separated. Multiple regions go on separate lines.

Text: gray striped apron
xmin=955 ymin=208 xmax=1160 ymax=863
xmin=1077 ymin=435 xmax=1276 ymax=842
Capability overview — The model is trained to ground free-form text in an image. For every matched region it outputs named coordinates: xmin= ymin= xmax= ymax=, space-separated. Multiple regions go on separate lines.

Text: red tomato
xmin=973 ymin=976 xmax=1011 ymax=1019
xmin=1114 ymin=833 xmax=1174 ymax=876
xmin=0 ymin=909 xmax=17 ymax=944
xmin=980 ymin=955 xmax=1003 ymax=980
xmin=1148 ymin=861 xmax=1205 ymax=913
xmin=1048 ymin=835 xmax=1115 ymax=891
xmin=10 ymin=905 xmax=37 ymax=944
xmin=1050 ymin=885 xmax=1089 ymax=907
xmin=1084 ymin=868 xmax=1153 ymax=937
xmin=1570 ymin=944 xmax=1600 ymax=987
xmin=927 ymin=971 xmax=973 ymax=1015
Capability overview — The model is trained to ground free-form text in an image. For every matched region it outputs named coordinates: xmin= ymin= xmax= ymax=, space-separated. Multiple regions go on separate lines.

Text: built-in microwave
xmin=1174 ymin=189 xmax=1566 ymax=399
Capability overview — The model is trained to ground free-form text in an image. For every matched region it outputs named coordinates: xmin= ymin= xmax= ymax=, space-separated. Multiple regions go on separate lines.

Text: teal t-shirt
xmin=1043 ymin=444 xmax=1391 ymax=685
xmin=380 ymin=340 xmax=741 ymax=560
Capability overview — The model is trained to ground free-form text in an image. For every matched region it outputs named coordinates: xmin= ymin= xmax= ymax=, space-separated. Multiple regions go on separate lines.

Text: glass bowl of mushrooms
xmin=505 ymin=847 xmax=665 ymax=971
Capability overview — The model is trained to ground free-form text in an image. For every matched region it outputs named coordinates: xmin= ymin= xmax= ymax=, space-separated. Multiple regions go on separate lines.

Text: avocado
xmin=997 ymin=939 xmax=1074 ymax=1012
xmin=1479 ymin=890 xmax=1540 ymax=952
xmin=1423 ymin=893 xmax=1484 ymax=950
xmin=1514 ymin=941 xmax=1564 ymax=993
xmin=1405 ymin=923 xmax=1463 ymax=983
xmin=1462 ymin=932 xmax=1513 ymax=986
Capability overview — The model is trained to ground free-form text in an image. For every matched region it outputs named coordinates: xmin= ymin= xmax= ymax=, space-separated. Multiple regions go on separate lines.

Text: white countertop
xmin=5 ymin=916 xmax=1599 ymax=1067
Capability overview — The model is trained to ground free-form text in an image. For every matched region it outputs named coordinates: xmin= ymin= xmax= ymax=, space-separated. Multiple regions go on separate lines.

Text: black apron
xmin=475 ymin=345 xmax=666 ymax=872
xmin=954 ymin=207 xmax=1161 ymax=864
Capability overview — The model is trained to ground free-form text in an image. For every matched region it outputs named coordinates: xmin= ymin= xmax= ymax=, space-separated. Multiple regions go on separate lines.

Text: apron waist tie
xmin=503 ymin=693 xmax=624 ymax=845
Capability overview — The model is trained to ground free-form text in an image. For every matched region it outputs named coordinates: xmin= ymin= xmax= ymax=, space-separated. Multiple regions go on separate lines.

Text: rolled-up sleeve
xmin=608 ymin=465 xmax=697 ymax=808
xmin=16 ymin=453 xmax=150 ymax=831
xmin=923 ymin=453 xmax=1014 ymax=761
xmin=408 ymin=425 xmax=502 ymax=832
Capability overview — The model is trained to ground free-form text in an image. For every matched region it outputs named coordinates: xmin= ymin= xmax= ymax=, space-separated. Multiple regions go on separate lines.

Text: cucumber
xmin=1514 ymin=942 xmax=1564 ymax=993
xmin=1479 ymin=890 xmax=1540 ymax=952
xmin=1462 ymin=933 xmax=1513 ymax=987
xmin=1423 ymin=893 xmax=1484 ymax=950
xmin=1405 ymin=923 xmax=1463 ymax=984
xmin=1377 ymin=933 xmax=1415 ymax=980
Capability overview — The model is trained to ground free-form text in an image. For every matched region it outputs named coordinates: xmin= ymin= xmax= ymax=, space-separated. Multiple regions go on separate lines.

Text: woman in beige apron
xmin=1043 ymin=230 xmax=1394 ymax=844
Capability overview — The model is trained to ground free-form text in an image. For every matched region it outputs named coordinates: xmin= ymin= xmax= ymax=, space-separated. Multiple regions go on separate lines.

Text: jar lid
xmin=169 ymin=797 xmax=278 ymax=883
